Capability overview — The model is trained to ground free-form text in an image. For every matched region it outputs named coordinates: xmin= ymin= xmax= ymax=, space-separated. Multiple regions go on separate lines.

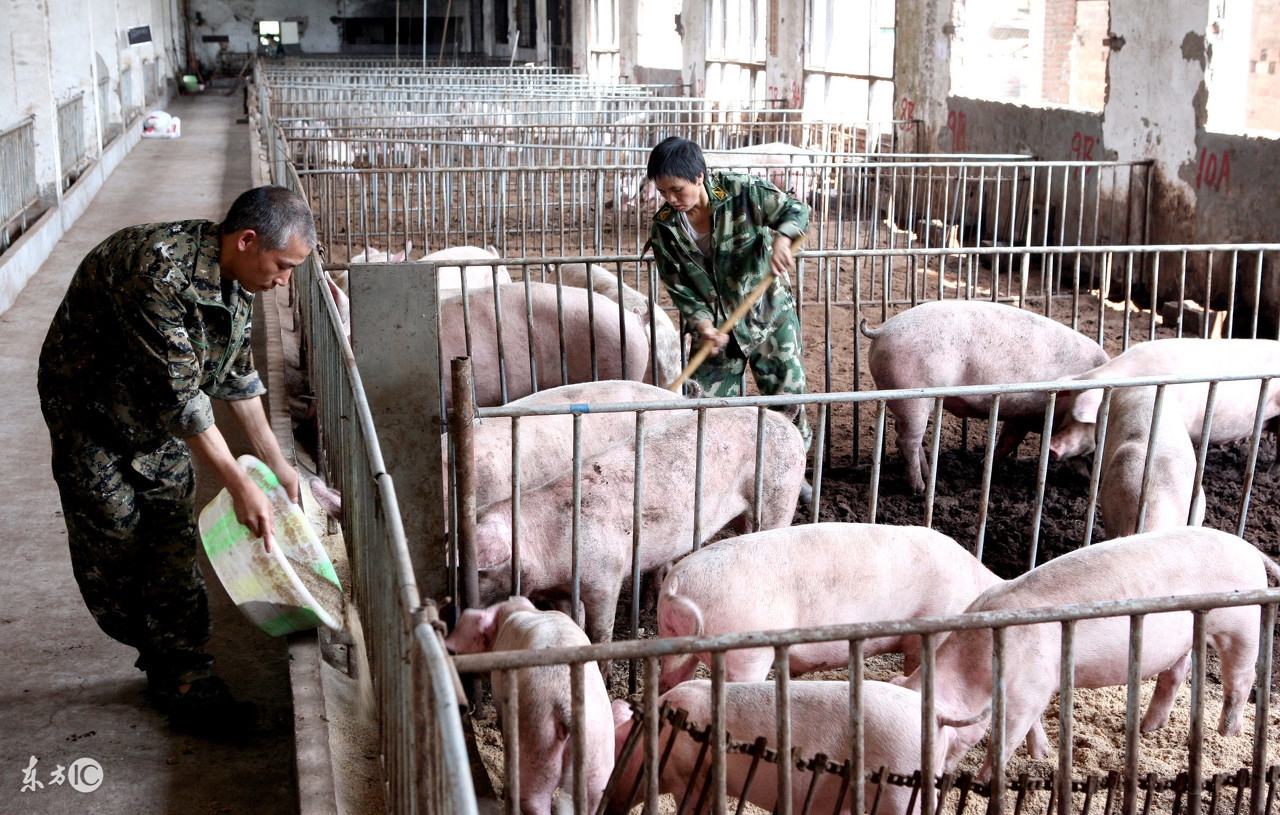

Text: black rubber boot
xmin=149 ymin=676 xmax=258 ymax=740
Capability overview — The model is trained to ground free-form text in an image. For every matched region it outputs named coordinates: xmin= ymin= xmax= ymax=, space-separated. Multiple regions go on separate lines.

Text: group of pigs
xmin=324 ymin=251 xmax=683 ymax=399
xmin=864 ymin=300 xmax=1280 ymax=536
xmin=451 ymin=526 xmax=1279 ymax=815
xmin=442 ymin=297 xmax=1280 ymax=815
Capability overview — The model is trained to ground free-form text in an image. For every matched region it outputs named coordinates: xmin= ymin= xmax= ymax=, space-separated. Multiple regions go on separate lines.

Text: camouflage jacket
xmin=649 ymin=171 xmax=809 ymax=355
xmin=38 ymin=220 xmax=265 ymax=458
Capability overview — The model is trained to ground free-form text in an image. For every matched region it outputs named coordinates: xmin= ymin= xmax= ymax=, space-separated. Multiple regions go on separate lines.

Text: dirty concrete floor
xmin=0 ymin=92 xmax=298 ymax=814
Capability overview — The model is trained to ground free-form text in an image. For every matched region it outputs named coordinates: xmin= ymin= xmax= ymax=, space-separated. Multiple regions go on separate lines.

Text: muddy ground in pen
xmin=459 ymin=248 xmax=1280 ymax=813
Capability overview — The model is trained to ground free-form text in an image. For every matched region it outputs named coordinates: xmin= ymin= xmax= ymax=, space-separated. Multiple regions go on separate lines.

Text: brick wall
xmin=1071 ymin=0 xmax=1108 ymax=109
xmin=1042 ymin=0 xmax=1076 ymax=103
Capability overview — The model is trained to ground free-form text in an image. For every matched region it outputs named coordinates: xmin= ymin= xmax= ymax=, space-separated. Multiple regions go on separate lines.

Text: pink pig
xmin=860 ymin=301 xmax=1109 ymax=493
xmin=898 ymin=528 xmax=1280 ymax=781
xmin=474 ymin=406 xmax=807 ymax=645
xmin=1049 ymin=338 xmax=1280 ymax=460
xmin=446 ymin=597 xmax=614 ymax=815
xmin=1097 ymin=385 xmax=1205 ymax=538
xmin=655 ymin=522 xmax=1004 ymax=692
xmin=608 ymin=680 xmax=947 ymax=815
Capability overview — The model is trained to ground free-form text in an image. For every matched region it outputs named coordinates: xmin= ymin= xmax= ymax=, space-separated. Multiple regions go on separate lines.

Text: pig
xmin=1098 ymin=385 xmax=1206 ymax=538
xmin=440 ymin=282 xmax=651 ymax=409
xmin=475 ymin=405 xmax=807 ymax=645
xmin=860 ymin=300 xmax=1110 ymax=493
xmin=448 ymin=380 xmax=687 ymax=511
xmin=898 ymin=527 xmax=1280 ymax=781
xmin=322 ymin=270 xmax=351 ymax=338
xmin=328 ymin=242 xmax=415 ymax=295
xmin=425 ymin=245 xmax=512 ymax=297
xmin=607 ymin=680 xmax=946 ymax=815
xmin=656 ymin=522 xmax=1004 ymax=692
xmin=550 ymin=263 xmax=682 ymax=388
xmin=446 ymin=597 xmax=614 ymax=815
xmin=1048 ymin=338 xmax=1280 ymax=460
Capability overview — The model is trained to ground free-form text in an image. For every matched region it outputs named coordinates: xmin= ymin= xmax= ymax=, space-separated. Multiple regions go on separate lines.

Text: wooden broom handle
xmin=667 ymin=232 xmax=807 ymax=393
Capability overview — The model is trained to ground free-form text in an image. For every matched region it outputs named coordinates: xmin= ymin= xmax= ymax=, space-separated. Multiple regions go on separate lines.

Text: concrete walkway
xmin=0 ymin=92 xmax=298 ymax=814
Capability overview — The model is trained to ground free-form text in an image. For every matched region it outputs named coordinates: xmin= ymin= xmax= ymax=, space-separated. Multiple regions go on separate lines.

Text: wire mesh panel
xmin=56 ymin=91 xmax=87 ymax=190
xmin=0 ymin=116 xmax=39 ymax=252
xmin=96 ymin=74 xmax=115 ymax=146
xmin=120 ymin=68 xmax=136 ymax=124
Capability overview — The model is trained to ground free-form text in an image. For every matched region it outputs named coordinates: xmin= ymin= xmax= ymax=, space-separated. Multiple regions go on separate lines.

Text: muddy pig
xmin=446 ymin=597 xmax=613 ymax=815
xmin=440 ymin=282 xmax=650 ymax=409
xmin=474 ymin=405 xmax=806 ymax=645
xmin=1049 ymin=338 xmax=1280 ymax=460
xmin=656 ymin=522 xmax=1003 ymax=692
xmin=897 ymin=527 xmax=1280 ymax=781
xmin=860 ymin=301 xmax=1109 ymax=493
xmin=608 ymin=680 xmax=947 ymax=815
xmin=1098 ymin=385 xmax=1205 ymax=538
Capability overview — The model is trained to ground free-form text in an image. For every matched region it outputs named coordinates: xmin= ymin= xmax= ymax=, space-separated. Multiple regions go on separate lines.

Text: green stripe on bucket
xmin=202 ymin=512 xmax=251 ymax=559
xmin=254 ymin=605 xmax=323 ymax=637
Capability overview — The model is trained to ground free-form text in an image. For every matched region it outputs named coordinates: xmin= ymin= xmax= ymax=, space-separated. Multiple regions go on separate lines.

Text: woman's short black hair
xmin=647 ymin=136 xmax=707 ymax=183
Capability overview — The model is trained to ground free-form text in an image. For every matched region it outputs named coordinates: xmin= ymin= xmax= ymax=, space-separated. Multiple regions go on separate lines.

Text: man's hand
xmin=228 ymin=475 xmax=277 ymax=553
xmin=187 ymin=423 xmax=279 ymax=552
xmin=694 ymin=318 xmax=730 ymax=355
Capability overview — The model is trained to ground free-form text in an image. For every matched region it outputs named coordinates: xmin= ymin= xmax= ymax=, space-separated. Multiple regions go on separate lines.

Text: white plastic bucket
xmin=198 ymin=455 xmax=343 ymax=636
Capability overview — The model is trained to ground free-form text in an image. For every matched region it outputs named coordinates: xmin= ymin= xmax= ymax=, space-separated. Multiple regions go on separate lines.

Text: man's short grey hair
xmin=222 ymin=185 xmax=317 ymax=252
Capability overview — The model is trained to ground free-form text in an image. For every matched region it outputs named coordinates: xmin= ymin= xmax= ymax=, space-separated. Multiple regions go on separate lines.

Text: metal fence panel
xmin=57 ymin=91 xmax=87 ymax=189
xmin=0 ymin=117 xmax=39 ymax=251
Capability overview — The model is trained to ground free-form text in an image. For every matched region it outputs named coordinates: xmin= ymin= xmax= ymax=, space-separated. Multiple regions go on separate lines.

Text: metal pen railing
xmin=272 ymin=122 xmax=477 ymax=815
xmin=294 ymin=159 xmax=1149 ymax=259
xmin=120 ymin=68 xmax=136 ymax=124
xmin=97 ymin=74 xmax=114 ymax=146
xmin=56 ymin=91 xmax=87 ymax=190
xmin=452 ymin=588 xmax=1280 ymax=815
xmin=0 ymin=116 xmax=39 ymax=252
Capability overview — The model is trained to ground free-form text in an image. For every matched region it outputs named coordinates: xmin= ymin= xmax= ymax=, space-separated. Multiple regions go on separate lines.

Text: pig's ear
xmin=1072 ymin=388 xmax=1104 ymax=423
xmin=486 ymin=244 xmax=500 ymax=258
xmin=476 ymin=517 xmax=514 ymax=569
xmin=474 ymin=605 xmax=502 ymax=650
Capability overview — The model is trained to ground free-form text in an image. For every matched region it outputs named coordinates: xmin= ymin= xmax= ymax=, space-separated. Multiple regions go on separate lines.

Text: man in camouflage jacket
xmin=38 ymin=186 xmax=315 ymax=735
xmin=647 ymin=137 xmax=812 ymax=450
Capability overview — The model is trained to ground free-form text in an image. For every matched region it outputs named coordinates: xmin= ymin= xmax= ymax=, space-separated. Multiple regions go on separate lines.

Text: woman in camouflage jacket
xmin=646 ymin=136 xmax=812 ymax=450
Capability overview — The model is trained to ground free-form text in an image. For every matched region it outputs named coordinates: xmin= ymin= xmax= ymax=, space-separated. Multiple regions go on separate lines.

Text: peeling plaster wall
xmin=893 ymin=0 xmax=950 ymax=152
xmin=1103 ymin=0 xmax=1208 ymax=244
xmin=944 ymin=97 xmax=1104 ymax=160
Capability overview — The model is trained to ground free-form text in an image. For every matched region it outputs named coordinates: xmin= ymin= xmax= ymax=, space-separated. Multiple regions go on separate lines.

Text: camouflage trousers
xmin=43 ymin=414 xmax=213 ymax=687
xmin=691 ymin=307 xmax=812 ymax=449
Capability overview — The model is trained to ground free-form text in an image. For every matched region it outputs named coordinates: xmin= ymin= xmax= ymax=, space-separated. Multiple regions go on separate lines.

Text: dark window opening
xmin=341 ymin=17 xmax=459 ymax=47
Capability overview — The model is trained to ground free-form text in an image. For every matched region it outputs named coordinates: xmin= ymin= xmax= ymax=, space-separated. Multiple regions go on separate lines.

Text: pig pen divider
xmin=293 ymin=158 xmax=1150 ymax=259
xmin=450 ymin=588 xmax=1280 ymax=815
xmin=280 ymin=158 xmax=477 ymax=815
xmin=449 ymin=369 xmax=1280 ymax=647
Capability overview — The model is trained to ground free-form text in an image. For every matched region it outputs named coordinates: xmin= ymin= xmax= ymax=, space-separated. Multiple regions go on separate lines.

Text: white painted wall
xmin=1 ymin=0 xmax=182 ymax=208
